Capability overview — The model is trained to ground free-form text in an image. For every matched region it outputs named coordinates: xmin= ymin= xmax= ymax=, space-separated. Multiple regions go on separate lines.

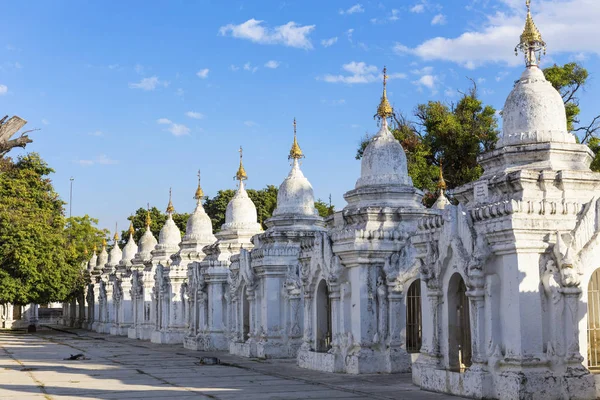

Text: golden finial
xmin=92 ymin=243 xmax=97 ymax=253
xmin=376 ymin=66 xmax=393 ymax=120
xmin=102 ymin=238 xmax=107 ymax=248
xmin=235 ymin=146 xmax=248 ymax=181
xmin=166 ymin=188 xmax=175 ymax=214
xmin=128 ymin=221 xmax=135 ymax=236
xmin=84 ymin=246 xmax=88 ymax=256
xmin=146 ymin=203 xmax=151 ymax=227
xmin=515 ymin=0 xmax=546 ymax=67
xmin=289 ymin=118 xmax=304 ymax=160
xmin=194 ymin=170 xmax=204 ymax=200
xmin=438 ymin=160 xmax=447 ymax=191
xmin=113 ymin=222 xmax=119 ymax=242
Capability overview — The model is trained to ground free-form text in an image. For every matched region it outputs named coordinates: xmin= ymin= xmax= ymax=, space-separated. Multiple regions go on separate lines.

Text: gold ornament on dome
xmin=92 ymin=243 xmax=97 ymax=253
xmin=102 ymin=238 xmax=107 ymax=247
xmin=166 ymin=187 xmax=175 ymax=214
xmin=113 ymin=223 xmax=119 ymax=242
xmin=515 ymin=0 xmax=546 ymax=67
xmin=195 ymin=170 xmax=204 ymax=200
xmin=128 ymin=221 xmax=135 ymax=236
xmin=289 ymin=118 xmax=304 ymax=160
xmin=437 ymin=160 xmax=447 ymax=191
xmin=235 ymin=146 xmax=248 ymax=181
xmin=146 ymin=203 xmax=152 ymax=227
xmin=376 ymin=66 xmax=393 ymax=120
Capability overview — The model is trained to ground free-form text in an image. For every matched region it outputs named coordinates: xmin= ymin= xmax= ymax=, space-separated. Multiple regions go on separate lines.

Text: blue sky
xmin=1 ymin=0 xmax=599 ymax=233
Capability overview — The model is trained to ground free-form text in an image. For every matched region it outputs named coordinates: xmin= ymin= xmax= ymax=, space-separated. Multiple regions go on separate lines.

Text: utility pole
xmin=69 ymin=177 xmax=74 ymax=219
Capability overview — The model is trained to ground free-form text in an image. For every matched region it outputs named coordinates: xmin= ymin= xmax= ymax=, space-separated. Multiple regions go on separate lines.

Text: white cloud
xmin=41 ymin=119 xmax=49 ymax=125
xmin=431 ymin=14 xmax=447 ymax=25
xmin=321 ymin=37 xmax=338 ymax=47
xmin=156 ymin=118 xmax=189 ymax=136
xmin=88 ymin=130 xmax=104 ymax=137
xmin=0 ymin=85 xmax=7 ymax=95
xmin=411 ymin=66 xmax=434 ymax=75
xmin=219 ymin=19 xmax=315 ymax=50
xmin=185 ymin=111 xmax=204 ymax=119
xmin=128 ymin=76 xmax=169 ymax=91
xmin=264 ymin=60 xmax=280 ymax=69
xmin=243 ymin=62 xmax=258 ymax=73
xmin=410 ymin=3 xmax=425 ymax=13
xmin=75 ymin=154 xmax=118 ymax=166
xmin=167 ymin=123 xmax=190 ymax=136
xmin=134 ymin=64 xmax=145 ymax=74
xmin=346 ymin=28 xmax=354 ymax=43
xmin=339 ymin=4 xmax=364 ymax=15
xmin=417 ymin=75 xmax=437 ymax=89
xmin=244 ymin=120 xmax=258 ymax=127
xmin=230 ymin=64 xmax=240 ymax=71
xmin=321 ymin=62 xmax=406 ymax=84
xmin=176 ymin=88 xmax=184 ymax=96
xmin=389 ymin=9 xmax=400 ymax=21
xmin=196 ymin=68 xmax=210 ymax=79
xmin=397 ymin=0 xmax=600 ymax=68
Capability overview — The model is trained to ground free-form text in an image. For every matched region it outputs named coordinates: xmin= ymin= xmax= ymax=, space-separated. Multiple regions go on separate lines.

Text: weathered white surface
xmin=501 ymin=66 xmax=575 ymax=147
xmin=356 ymin=118 xmax=412 ymax=189
xmin=222 ymin=181 xmax=262 ymax=232
xmin=273 ymin=159 xmax=318 ymax=218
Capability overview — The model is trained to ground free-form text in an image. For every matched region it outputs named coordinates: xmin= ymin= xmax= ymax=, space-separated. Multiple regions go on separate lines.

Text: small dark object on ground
xmin=199 ymin=357 xmax=220 ymax=365
xmin=27 ymin=325 xmax=36 ymax=333
xmin=20 ymin=367 xmax=36 ymax=372
xmin=64 ymin=353 xmax=88 ymax=361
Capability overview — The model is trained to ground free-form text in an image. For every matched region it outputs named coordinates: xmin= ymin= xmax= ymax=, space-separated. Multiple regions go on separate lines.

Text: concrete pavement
xmin=0 ymin=328 xmax=459 ymax=400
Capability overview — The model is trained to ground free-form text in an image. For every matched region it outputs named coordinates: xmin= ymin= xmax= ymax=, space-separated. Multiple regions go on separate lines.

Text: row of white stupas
xmin=57 ymin=2 xmax=600 ymax=398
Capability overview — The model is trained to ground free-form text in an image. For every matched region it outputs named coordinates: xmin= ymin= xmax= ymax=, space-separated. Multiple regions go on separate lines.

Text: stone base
xmin=183 ymin=334 xmax=201 ymax=350
xmin=298 ymin=349 xmax=343 ymax=372
xmin=414 ymin=362 xmax=596 ymax=400
xmin=193 ymin=332 xmax=229 ymax=351
xmin=256 ymin=339 xmax=293 ymax=359
xmin=230 ymin=340 xmax=257 ymax=358
xmin=150 ymin=329 xmax=186 ymax=344
xmin=127 ymin=327 xmax=137 ymax=339
xmin=110 ymin=324 xmax=131 ymax=336
xmin=132 ymin=324 xmax=155 ymax=341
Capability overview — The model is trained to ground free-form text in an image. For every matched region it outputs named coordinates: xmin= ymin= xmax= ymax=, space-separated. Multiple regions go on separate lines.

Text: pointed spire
xmin=113 ymin=222 xmax=119 ymax=242
xmin=376 ymin=66 xmax=393 ymax=121
xmin=128 ymin=220 xmax=135 ymax=237
xmin=437 ymin=160 xmax=447 ymax=192
xmin=166 ymin=188 xmax=175 ymax=214
xmin=102 ymin=238 xmax=107 ymax=248
xmin=235 ymin=146 xmax=248 ymax=181
xmin=146 ymin=203 xmax=152 ymax=228
xmin=289 ymin=118 xmax=304 ymax=160
xmin=195 ymin=170 xmax=204 ymax=201
xmin=84 ymin=246 xmax=88 ymax=256
xmin=515 ymin=0 xmax=546 ymax=67
xmin=92 ymin=243 xmax=97 ymax=254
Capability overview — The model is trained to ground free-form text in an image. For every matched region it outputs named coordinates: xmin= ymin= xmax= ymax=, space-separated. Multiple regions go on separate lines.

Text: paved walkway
xmin=0 ymin=328 xmax=458 ymax=400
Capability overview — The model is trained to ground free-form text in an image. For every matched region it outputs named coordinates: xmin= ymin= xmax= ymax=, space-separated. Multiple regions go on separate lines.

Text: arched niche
xmin=447 ymin=273 xmax=472 ymax=371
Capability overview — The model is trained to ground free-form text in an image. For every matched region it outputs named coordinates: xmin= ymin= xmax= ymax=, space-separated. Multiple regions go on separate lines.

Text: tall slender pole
xmin=69 ymin=177 xmax=74 ymax=219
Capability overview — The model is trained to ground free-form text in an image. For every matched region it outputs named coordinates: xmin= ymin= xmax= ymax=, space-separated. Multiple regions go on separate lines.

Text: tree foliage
xmin=357 ymin=84 xmax=499 ymax=195
xmin=0 ymin=153 xmax=81 ymax=304
xmin=543 ymin=62 xmax=600 ymax=171
xmin=314 ymin=198 xmax=335 ymax=218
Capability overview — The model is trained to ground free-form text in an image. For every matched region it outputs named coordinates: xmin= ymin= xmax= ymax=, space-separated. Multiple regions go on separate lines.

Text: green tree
xmin=543 ymin=62 xmax=600 ymax=171
xmin=0 ymin=153 xmax=79 ymax=304
xmin=314 ymin=198 xmax=335 ymax=218
xmin=357 ymin=84 xmax=499 ymax=194
xmin=203 ymin=189 xmax=236 ymax=232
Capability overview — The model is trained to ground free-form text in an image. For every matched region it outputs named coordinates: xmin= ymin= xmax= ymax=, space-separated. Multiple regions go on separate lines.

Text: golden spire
xmin=515 ymin=0 xmax=546 ymax=67
xmin=289 ymin=118 xmax=304 ymax=160
xmin=376 ymin=66 xmax=393 ymax=120
xmin=235 ymin=146 xmax=248 ymax=181
xmin=102 ymin=238 xmax=107 ymax=248
xmin=92 ymin=243 xmax=97 ymax=253
xmin=194 ymin=170 xmax=204 ymax=200
xmin=166 ymin=187 xmax=175 ymax=214
xmin=84 ymin=246 xmax=88 ymax=256
xmin=113 ymin=222 xmax=119 ymax=242
xmin=128 ymin=221 xmax=135 ymax=236
xmin=146 ymin=203 xmax=151 ymax=227
xmin=437 ymin=160 xmax=447 ymax=191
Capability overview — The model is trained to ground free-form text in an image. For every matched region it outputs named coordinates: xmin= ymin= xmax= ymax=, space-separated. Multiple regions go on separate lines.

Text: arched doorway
xmin=242 ymin=286 xmax=250 ymax=341
xmin=316 ymin=279 xmax=332 ymax=352
xmin=587 ymin=268 xmax=600 ymax=369
xmin=448 ymin=273 xmax=472 ymax=371
xmin=406 ymin=279 xmax=422 ymax=353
